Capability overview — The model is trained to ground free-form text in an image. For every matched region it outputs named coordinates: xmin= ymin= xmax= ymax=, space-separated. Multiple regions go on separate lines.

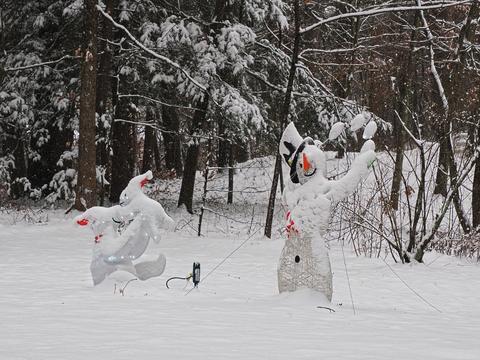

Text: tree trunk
xmin=177 ymin=94 xmax=209 ymax=213
xmin=264 ymin=153 xmax=282 ymax=238
xmin=7 ymin=134 xmax=27 ymax=198
xmin=28 ymin=120 xmax=73 ymax=190
xmin=153 ymin=109 xmax=162 ymax=173
xmin=473 ymin=152 xmax=480 ymax=229
xmin=445 ymin=1 xmax=478 ymax=232
xmin=390 ymin=14 xmax=418 ymax=210
xmin=264 ymin=0 xmax=301 ymax=238
xmin=344 ymin=16 xmax=361 ymax=99
xmin=162 ymin=106 xmax=183 ymax=176
xmin=217 ymin=117 xmax=228 ymax=170
xmin=74 ymin=0 xmax=98 ymax=210
xmin=95 ymin=0 xmax=114 ymax=205
xmin=447 ymin=136 xmax=472 ymax=233
xmin=109 ymin=96 xmax=136 ymax=202
xmin=390 ymin=86 xmax=407 ymax=210
xmin=433 ymin=127 xmax=449 ymax=197
xmin=142 ymin=107 xmax=156 ymax=173
xmin=390 ymin=127 xmax=404 ymax=210
xmin=227 ymin=141 xmax=234 ymax=204
xmin=95 ymin=0 xmax=114 ymax=171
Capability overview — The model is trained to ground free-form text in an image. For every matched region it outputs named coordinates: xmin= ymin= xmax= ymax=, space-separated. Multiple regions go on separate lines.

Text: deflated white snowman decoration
xmin=75 ymin=171 xmax=175 ymax=285
xmin=278 ymin=122 xmax=376 ymax=301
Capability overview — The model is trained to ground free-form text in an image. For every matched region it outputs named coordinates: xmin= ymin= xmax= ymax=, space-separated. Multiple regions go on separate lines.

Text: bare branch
xmin=301 ymin=1 xmax=473 ymax=35
xmin=417 ymin=0 xmax=450 ymax=115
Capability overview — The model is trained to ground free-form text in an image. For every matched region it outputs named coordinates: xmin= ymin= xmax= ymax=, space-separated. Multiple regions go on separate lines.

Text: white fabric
xmin=361 ymin=139 xmax=376 ymax=153
xmin=350 ymin=113 xmax=368 ymax=131
xmin=328 ymin=122 xmax=345 ymax=140
xmin=363 ymin=120 xmax=378 ymax=139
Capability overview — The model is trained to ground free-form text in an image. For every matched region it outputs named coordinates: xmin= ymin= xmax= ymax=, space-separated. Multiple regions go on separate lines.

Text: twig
xmin=316 ymin=306 xmax=336 ymax=313
xmin=119 ymin=278 xmax=137 ymax=296
xmin=4 ymin=55 xmax=79 ymax=72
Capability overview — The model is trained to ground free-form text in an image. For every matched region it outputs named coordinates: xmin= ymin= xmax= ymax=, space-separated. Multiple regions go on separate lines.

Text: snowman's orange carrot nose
xmin=303 ymin=153 xmax=311 ymax=173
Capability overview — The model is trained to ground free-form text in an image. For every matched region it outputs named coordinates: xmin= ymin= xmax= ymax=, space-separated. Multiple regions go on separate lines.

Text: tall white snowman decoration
xmin=278 ymin=121 xmax=376 ymax=301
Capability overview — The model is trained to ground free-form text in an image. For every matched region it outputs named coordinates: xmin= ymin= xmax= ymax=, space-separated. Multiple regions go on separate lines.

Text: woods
xmin=1 ymin=0 xmax=480 ymax=262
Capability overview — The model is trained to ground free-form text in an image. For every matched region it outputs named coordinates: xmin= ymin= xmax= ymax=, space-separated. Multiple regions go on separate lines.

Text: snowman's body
xmin=278 ymin=232 xmax=332 ymax=298
xmin=278 ymin=123 xmax=375 ymax=301
xmin=89 ymin=214 xmax=167 ymax=285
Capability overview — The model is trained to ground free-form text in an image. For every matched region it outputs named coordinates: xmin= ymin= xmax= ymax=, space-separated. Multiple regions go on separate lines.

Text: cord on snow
xmin=185 ymin=226 xmax=263 ymax=295
xmin=381 ymin=257 xmax=442 ymax=313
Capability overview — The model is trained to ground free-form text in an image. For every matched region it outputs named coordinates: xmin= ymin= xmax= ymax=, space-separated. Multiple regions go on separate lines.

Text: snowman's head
xmin=291 ymin=139 xmax=327 ymax=185
xmin=119 ymin=170 xmax=153 ymax=206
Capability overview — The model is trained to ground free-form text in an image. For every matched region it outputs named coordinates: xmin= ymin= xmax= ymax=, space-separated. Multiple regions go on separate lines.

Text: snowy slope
xmin=1 ymin=212 xmax=480 ymax=360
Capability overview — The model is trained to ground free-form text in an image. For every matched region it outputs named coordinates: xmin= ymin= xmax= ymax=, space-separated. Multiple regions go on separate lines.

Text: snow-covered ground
xmin=1 ymin=209 xmax=480 ymax=360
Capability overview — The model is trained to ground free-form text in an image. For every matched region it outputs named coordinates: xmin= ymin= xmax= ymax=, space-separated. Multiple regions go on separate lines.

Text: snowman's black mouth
xmin=304 ymin=167 xmax=316 ymax=177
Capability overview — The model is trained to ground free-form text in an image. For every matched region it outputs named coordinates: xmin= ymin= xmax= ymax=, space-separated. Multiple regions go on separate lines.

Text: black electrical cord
xmin=165 ymin=275 xmax=192 ymax=289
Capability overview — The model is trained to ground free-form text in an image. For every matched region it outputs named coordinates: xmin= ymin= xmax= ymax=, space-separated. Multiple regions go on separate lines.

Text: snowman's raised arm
xmin=326 ymin=150 xmax=376 ymax=203
xmin=74 ymin=205 xmax=122 ymax=227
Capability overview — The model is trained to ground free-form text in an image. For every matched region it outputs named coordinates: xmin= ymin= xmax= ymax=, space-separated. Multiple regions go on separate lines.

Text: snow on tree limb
xmin=300 ymin=44 xmax=386 ymax=57
xmin=96 ymin=5 xmax=208 ymax=93
xmin=300 ymin=1 xmax=473 ymax=35
xmin=118 ymin=94 xmax=202 ymax=111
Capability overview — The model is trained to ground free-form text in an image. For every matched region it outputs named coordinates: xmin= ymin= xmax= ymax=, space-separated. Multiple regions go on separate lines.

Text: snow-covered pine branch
xmin=96 ymin=4 xmax=209 ymax=93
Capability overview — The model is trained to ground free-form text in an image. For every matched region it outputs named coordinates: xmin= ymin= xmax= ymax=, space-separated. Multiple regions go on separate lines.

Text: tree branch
xmin=301 ymin=1 xmax=472 ymax=35
xmin=4 ymin=55 xmax=79 ymax=72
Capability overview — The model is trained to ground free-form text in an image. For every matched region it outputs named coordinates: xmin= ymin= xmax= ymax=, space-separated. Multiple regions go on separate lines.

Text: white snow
xmin=1 ymin=208 xmax=479 ymax=359
xmin=1 ymin=154 xmax=480 ymax=359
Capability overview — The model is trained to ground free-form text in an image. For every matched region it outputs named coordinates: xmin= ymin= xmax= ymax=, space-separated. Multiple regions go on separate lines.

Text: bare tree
xmin=177 ymin=95 xmax=209 ymax=213
xmin=75 ymin=0 xmax=98 ymax=210
xmin=142 ymin=106 xmax=157 ymax=173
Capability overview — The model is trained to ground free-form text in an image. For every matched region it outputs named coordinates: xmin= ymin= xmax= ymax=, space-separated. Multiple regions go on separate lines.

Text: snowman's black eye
xmin=295 ymin=255 xmax=300 ymax=263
